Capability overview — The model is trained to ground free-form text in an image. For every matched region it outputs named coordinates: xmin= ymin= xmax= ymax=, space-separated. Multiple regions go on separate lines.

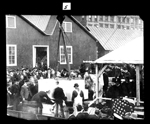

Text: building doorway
xmin=33 ymin=45 xmax=49 ymax=68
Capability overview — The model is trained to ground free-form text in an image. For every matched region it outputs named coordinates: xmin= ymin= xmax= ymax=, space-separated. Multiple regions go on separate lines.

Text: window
xmin=60 ymin=46 xmax=72 ymax=64
xmin=94 ymin=16 xmax=98 ymax=22
xmin=130 ymin=17 xmax=134 ymax=24
xmin=104 ymin=16 xmax=109 ymax=22
xmin=62 ymin=22 xmax=72 ymax=32
xmin=94 ymin=24 xmax=98 ymax=27
xmin=122 ymin=25 xmax=125 ymax=29
xmin=6 ymin=15 xmax=16 ymax=28
xmin=126 ymin=17 xmax=130 ymax=24
xmin=117 ymin=24 xmax=121 ymax=29
xmin=7 ymin=45 xmax=17 ymax=66
xmin=99 ymin=16 xmax=103 ymax=21
xmin=131 ymin=25 xmax=135 ymax=30
xmin=138 ymin=19 xmax=141 ymax=25
xmin=105 ymin=24 xmax=109 ymax=28
xmin=126 ymin=26 xmax=130 ymax=30
xmin=117 ymin=16 xmax=121 ymax=23
xmin=88 ymin=15 xmax=92 ymax=21
xmin=99 ymin=23 xmax=103 ymax=28
xmin=110 ymin=24 xmax=114 ymax=28
xmin=88 ymin=23 xmax=93 ymax=26
xmin=135 ymin=17 xmax=138 ymax=25
xmin=110 ymin=16 xmax=114 ymax=22
xmin=122 ymin=17 xmax=126 ymax=23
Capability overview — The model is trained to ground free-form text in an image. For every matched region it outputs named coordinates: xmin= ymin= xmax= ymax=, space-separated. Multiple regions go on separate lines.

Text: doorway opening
xmin=33 ymin=45 xmax=49 ymax=68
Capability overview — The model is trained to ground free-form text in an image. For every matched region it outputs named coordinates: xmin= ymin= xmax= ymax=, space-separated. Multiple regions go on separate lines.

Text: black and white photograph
xmin=6 ymin=14 xmax=144 ymax=120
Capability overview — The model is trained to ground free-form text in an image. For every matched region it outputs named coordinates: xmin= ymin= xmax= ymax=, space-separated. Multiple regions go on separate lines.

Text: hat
xmin=74 ymin=83 xmax=79 ymax=88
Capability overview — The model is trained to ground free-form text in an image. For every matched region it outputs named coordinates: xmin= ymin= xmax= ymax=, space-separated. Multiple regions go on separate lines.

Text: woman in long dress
xmin=71 ymin=83 xmax=84 ymax=116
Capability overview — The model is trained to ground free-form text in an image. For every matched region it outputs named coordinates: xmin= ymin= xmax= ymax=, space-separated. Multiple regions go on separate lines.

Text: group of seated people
xmin=67 ymin=103 xmax=113 ymax=120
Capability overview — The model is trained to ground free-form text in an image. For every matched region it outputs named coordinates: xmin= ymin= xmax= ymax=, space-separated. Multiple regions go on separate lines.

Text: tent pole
xmin=95 ymin=64 xmax=99 ymax=104
xmin=136 ymin=64 xmax=140 ymax=106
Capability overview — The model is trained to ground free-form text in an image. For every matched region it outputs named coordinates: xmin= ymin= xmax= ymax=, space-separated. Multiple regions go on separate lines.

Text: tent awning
xmin=94 ymin=36 xmax=143 ymax=64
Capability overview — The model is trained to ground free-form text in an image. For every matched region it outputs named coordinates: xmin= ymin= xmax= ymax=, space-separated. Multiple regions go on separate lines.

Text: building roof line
xmin=20 ymin=15 xmax=55 ymax=36
xmin=69 ymin=15 xmax=99 ymax=42
xmin=50 ymin=20 xmax=58 ymax=35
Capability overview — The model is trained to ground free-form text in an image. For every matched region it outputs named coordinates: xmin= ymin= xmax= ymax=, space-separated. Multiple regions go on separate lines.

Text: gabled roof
xmin=21 ymin=15 xmax=57 ymax=35
xmin=20 ymin=15 xmax=99 ymax=42
xmin=68 ymin=16 xmax=98 ymax=41
xmin=87 ymin=25 xmax=143 ymax=50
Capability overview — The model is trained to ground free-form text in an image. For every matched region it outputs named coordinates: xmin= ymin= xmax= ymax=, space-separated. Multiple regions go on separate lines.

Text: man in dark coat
xmin=9 ymin=80 xmax=20 ymax=110
xmin=53 ymin=80 xmax=67 ymax=118
xmin=103 ymin=71 xmax=109 ymax=97
xmin=31 ymin=90 xmax=54 ymax=114
xmin=20 ymin=79 xmax=31 ymax=101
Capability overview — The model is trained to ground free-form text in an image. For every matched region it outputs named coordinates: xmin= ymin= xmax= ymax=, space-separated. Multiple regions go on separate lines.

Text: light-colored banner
xmin=38 ymin=79 xmax=88 ymax=101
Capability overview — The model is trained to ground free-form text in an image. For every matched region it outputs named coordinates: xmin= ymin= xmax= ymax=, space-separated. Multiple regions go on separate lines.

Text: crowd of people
xmin=7 ymin=63 xmax=144 ymax=120
xmin=84 ymin=63 xmax=144 ymax=101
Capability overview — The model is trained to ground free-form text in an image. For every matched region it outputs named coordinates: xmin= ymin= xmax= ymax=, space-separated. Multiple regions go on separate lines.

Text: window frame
xmin=88 ymin=15 xmax=92 ymax=22
xmin=117 ymin=16 xmax=121 ymax=23
xmin=104 ymin=16 xmax=109 ymax=22
xmin=61 ymin=21 xmax=72 ymax=33
xmin=6 ymin=44 xmax=17 ymax=66
xmin=110 ymin=16 xmax=114 ymax=22
xmin=105 ymin=23 xmax=109 ymax=28
xmin=6 ymin=15 xmax=16 ymax=28
xmin=110 ymin=24 xmax=114 ymax=28
xmin=94 ymin=16 xmax=98 ymax=22
xmin=126 ymin=17 xmax=130 ymax=24
xmin=99 ymin=23 xmax=103 ymax=28
xmin=59 ymin=46 xmax=73 ymax=64
xmin=99 ymin=16 xmax=103 ymax=21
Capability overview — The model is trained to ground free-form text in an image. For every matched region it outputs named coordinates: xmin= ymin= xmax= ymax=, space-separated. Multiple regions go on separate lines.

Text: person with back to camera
xmin=76 ymin=104 xmax=90 ymax=119
xmin=53 ymin=80 xmax=67 ymax=118
xmin=75 ymin=104 xmax=84 ymax=119
xmin=71 ymin=83 xmax=84 ymax=116
xmin=88 ymin=108 xmax=100 ymax=120
xmin=31 ymin=90 xmax=54 ymax=114
xmin=68 ymin=107 xmax=76 ymax=120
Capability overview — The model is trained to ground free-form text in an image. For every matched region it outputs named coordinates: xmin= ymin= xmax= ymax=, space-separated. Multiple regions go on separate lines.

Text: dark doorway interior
xmin=36 ymin=47 xmax=47 ymax=67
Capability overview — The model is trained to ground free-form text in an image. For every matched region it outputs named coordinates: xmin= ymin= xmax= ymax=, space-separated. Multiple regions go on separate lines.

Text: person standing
xmin=72 ymin=83 xmax=84 ymax=116
xmin=20 ymin=79 xmax=31 ymax=101
xmin=9 ymin=80 xmax=20 ymax=110
xmin=103 ymin=70 xmax=109 ymax=97
xmin=98 ymin=73 xmax=104 ymax=102
xmin=52 ymin=80 xmax=67 ymax=118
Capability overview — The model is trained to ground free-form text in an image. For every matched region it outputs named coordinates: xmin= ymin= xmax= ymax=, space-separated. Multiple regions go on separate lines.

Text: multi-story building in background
xmin=85 ymin=15 xmax=143 ymax=31
xmin=74 ymin=15 xmax=143 ymax=57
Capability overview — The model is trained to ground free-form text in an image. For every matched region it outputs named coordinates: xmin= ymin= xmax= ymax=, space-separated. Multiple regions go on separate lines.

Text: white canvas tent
xmin=94 ymin=36 xmax=143 ymax=106
xmin=94 ymin=36 xmax=143 ymax=64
